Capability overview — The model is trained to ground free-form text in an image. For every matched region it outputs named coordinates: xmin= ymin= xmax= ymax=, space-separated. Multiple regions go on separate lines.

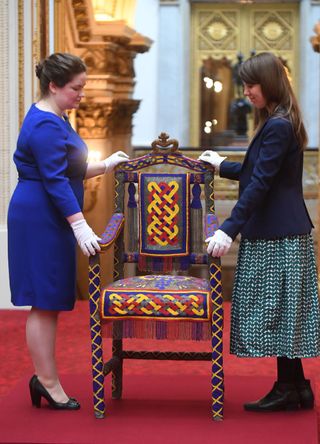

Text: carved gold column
xmin=63 ymin=2 xmax=151 ymax=298
xmin=54 ymin=0 xmax=67 ymax=52
xmin=310 ymin=22 xmax=320 ymax=269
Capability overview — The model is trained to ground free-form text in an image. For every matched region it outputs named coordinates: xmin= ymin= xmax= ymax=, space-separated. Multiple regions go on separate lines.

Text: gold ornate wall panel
xmin=0 ymin=0 xmax=11 ymax=225
xmin=38 ymin=0 xmax=50 ymax=60
xmin=54 ymin=0 xmax=67 ymax=52
xmin=310 ymin=19 xmax=320 ymax=268
xmin=197 ymin=8 xmax=240 ymax=54
xmin=32 ymin=0 xmax=50 ymax=101
xmin=18 ymin=0 xmax=24 ymax=126
xmin=250 ymin=8 xmax=298 ymax=71
xmin=18 ymin=0 xmax=51 ymax=125
xmin=190 ymin=2 xmax=299 ymax=145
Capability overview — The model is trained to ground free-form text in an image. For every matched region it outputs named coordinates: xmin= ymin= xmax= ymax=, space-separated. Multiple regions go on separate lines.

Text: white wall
xmin=299 ymin=0 xmax=320 ymax=148
xmin=156 ymin=0 xmax=190 ymax=145
xmin=132 ymin=0 xmax=159 ymax=146
xmin=132 ymin=0 xmax=191 ymax=147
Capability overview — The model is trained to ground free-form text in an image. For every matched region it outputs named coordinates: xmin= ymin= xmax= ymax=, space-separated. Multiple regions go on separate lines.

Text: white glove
xmin=198 ymin=150 xmax=227 ymax=169
xmin=205 ymin=229 xmax=232 ymax=257
xmin=103 ymin=151 xmax=129 ymax=172
xmin=71 ymin=219 xmax=101 ymax=257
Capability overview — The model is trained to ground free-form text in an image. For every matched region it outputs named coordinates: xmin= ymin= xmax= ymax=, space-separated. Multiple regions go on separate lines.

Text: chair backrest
xmin=113 ymin=133 xmax=218 ymax=279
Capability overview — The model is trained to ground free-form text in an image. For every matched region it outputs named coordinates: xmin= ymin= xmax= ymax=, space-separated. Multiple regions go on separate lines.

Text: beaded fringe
xmin=102 ymin=319 xmax=211 ymax=341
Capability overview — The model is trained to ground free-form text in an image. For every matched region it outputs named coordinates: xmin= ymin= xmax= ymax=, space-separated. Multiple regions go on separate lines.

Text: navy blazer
xmin=219 ymin=116 xmax=313 ymax=240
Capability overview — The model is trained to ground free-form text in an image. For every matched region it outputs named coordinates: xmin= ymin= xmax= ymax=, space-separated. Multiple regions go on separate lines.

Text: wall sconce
xmin=84 ymin=149 xmax=102 ymax=212
xmin=203 ymin=76 xmax=223 ymax=93
xmin=91 ymin=0 xmax=115 ymax=21
xmin=204 ymin=119 xmax=218 ymax=134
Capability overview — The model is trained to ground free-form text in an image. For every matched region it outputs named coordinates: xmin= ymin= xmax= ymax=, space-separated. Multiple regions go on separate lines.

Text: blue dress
xmin=7 ymin=104 xmax=88 ymax=310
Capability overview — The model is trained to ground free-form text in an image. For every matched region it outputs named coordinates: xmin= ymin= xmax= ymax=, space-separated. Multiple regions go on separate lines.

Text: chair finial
xmin=151 ymin=132 xmax=179 ymax=153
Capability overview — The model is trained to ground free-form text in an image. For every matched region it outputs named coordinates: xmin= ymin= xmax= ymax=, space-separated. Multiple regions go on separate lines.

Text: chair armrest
xmin=205 ymin=214 xmax=219 ymax=239
xmin=99 ymin=213 xmax=124 ymax=252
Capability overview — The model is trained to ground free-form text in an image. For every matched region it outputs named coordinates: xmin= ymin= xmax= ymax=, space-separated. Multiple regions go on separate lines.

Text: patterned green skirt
xmin=230 ymin=234 xmax=320 ymax=358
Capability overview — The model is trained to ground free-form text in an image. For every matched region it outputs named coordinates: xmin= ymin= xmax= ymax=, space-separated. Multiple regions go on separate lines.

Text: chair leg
xmin=210 ymin=260 xmax=224 ymax=420
xmin=112 ymin=321 xmax=123 ymax=399
xmin=89 ymin=256 xmax=105 ymax=419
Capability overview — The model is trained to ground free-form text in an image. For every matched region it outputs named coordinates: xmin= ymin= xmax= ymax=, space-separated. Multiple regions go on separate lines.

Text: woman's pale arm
xmin=66 ymin=212 xmax=85 ymax=224
xmin=85 ymin=162 xmax=106 ymax=179
xmin=85 ymin=151 xmax=129 ymax=179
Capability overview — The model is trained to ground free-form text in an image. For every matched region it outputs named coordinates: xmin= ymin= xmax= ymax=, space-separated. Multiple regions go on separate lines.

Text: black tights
xmin=277 ymin=357 xmax=305 ymax=383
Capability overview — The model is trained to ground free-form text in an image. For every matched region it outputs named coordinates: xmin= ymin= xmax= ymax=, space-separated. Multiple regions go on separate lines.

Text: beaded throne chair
xmin=88 ymin=133 xmax=224 ymax=420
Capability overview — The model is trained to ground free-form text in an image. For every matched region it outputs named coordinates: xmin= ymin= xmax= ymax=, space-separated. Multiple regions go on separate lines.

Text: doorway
xmin=190 ymin=2 xmax=300 ymax=146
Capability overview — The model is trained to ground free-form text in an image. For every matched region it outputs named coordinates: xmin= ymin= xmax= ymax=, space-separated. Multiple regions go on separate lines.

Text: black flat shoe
xmin=244 ymin=382 xmax=300 ymax=412
xmin=29 ymin=375 xmax=80 ymax=410
xmin=296 ymin=379 xmax=314 ymax=409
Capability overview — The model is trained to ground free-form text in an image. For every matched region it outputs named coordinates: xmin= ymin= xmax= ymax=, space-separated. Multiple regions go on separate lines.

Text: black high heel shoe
xmin=29 ymin=375 xmax=80 ymax=410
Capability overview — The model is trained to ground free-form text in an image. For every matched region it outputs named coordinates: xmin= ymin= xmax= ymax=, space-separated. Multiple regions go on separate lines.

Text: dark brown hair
xmin=239 ymin=52 xmax=307 ymax=150
xmin=35 ymin=53 xmax=86 ymax=96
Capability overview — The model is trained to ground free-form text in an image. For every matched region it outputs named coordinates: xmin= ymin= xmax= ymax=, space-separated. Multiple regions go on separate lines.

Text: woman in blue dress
xmin=7 ymin=53 xmax=128 ymax=410
xmin=199 ymin=52 xmax=320 ymax=412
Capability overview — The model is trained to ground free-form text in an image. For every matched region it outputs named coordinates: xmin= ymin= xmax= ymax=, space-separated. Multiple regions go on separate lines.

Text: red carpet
xmin=0 ymin=301 xmax=319 ymax=443
xmin=0 ymin=373 xmax=317 ymax=444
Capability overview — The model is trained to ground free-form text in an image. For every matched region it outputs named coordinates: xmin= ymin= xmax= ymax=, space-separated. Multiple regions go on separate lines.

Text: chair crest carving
xmin=151 ymin=132 xmax=179 ymax=153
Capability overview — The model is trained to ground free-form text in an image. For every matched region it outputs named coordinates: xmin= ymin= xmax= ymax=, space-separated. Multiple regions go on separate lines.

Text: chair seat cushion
xmin=101 ymin=275 xmax=211 ymax=321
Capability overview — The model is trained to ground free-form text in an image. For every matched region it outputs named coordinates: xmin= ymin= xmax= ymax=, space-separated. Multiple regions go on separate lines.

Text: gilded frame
xmin=18 ymin=0 xmax=50 ymax=126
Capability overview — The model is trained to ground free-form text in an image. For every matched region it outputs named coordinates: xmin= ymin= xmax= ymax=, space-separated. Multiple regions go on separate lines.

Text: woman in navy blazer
xmin=199 ymin=52 xmax=320 ymax=412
